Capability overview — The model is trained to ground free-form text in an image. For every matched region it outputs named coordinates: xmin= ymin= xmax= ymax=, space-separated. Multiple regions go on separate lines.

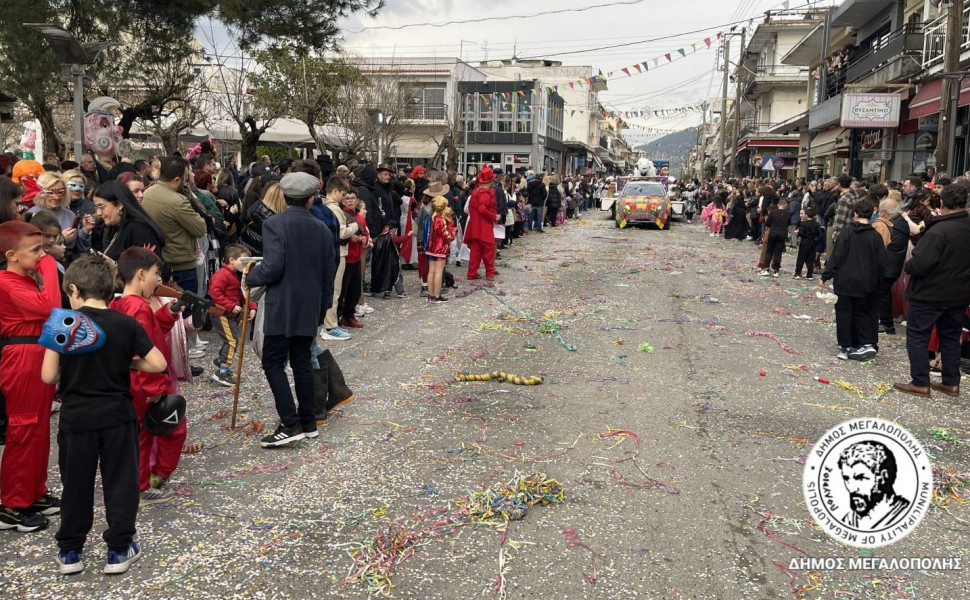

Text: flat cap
xmin=279 ymin=172 xmax=320 ymax=198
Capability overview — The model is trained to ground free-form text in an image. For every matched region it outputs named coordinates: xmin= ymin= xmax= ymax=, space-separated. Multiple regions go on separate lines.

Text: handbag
xmin=505 ymin=208 xmax=515 ymax=226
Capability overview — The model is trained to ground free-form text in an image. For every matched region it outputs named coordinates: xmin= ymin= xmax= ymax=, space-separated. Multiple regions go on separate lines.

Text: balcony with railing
xmin=743 ymin=64 xmax=811 ymax=97
xmin=847 ymin=23 xmax=923 ymax=85
xmin=406 ymin=103 xmax=448 ymax=121
xmin=924 ymin=4 xmax=970 ymax=69
xmin=738 ymin=120 xmax=785 ymax=138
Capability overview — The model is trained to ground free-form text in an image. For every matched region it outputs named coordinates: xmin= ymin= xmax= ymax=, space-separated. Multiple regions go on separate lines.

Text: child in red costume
xmin=0 ymin=220 xmax=62 ymax=532
xmin=109 ymin=247 xmax=185 ymax=505
xmin=207 ymin=244 xmax=257 ymax=387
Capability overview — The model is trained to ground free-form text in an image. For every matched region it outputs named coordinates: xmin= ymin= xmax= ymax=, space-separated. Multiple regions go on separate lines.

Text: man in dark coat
xmin=871 ymin=197 xmax=908 ymax=335
xmin=375 ymin=165 xmax=400 ymax=230
xmin=356 ymin=166 xmax=383 ymax=239
xmin=526 ymin=175 xmax=546 ymax=232
xmin=246 ymin=172 xmax=335 ymax=448
xmin=894 ymin=184 xmax=970 ymax=398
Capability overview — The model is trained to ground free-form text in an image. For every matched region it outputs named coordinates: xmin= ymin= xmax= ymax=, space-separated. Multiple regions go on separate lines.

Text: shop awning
xmin=804 ymin=127 xmax=848 ymax=157
xmin=908 ymin=77 xmax=970 ymax=119
xmin=737 ymin=139 xmax=800 ymax=151
xmin=591 ymin=155 xmax=605 ymax=170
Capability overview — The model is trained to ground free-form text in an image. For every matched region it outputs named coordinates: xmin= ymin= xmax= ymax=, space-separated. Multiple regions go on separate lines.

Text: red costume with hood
xmin=465 ymin=165 xmax=498 ymax=280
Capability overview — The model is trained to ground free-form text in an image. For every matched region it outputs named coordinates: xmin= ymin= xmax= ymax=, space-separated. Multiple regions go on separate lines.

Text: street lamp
xmin=368 ymin=108 xmax=386 ymax=165
xmin=26 ymin=23 xmax=113 ymax=160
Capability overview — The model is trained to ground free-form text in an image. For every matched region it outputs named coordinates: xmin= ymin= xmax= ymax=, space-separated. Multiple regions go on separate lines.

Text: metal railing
xmin=406 ymin=103 xmax=447 ymax=120
xmin=739 ymin=121 xmax=783 ymax=137
xmin=847 ymin=23 xmax=923 ymax=82
xmin=923 ymin=5 xmax=970 ymax=68
xmin=752 ymin=64 xmax=807 ymax=77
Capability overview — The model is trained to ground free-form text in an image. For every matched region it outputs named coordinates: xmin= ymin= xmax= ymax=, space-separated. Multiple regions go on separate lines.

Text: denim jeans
xmin=529 ymin=206 xmax=543 ymax=231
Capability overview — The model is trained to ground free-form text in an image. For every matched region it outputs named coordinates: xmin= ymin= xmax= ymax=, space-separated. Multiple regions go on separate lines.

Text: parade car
xmin=610 ymin=177 xmax=671 ymax=230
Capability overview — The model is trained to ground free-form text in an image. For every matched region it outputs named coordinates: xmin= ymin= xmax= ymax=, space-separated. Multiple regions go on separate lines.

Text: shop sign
xmin=840 ymin=93 xmax=901 ymax=128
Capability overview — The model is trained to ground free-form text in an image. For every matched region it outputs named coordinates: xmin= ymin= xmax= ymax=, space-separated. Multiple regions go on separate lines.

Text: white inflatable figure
xmin=19 ymin=120 xmax=43 ymax=161
xmin=634 ymin=157 xmax=657 ymax=177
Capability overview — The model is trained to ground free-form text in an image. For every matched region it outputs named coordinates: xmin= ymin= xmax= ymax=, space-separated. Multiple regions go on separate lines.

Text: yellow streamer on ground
xmin=455 ymin=371 xmax=544 ymax=385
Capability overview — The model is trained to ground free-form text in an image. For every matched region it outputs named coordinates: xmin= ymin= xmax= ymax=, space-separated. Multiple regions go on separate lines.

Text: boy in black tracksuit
xmin=763 ymin=199 xmax=791 ymax=276
xmin=40 ymin=255 xmax=167 ymax=576
xmin=794 ymin=207 xmax=820 ymax=279
xmin=820 ymin=197 xmax=886 ymax=361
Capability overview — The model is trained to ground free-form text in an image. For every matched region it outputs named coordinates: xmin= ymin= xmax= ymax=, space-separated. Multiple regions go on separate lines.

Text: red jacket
xmin=109 ymin=294 xmax=177 ymax=400
xmin=345 ymin=209 xmax=369 ymax=264
xmin=208 ymin=264 xmax=256 ymax=314
xmin=465 ymin=185 xmax=497 ymax=243
xmin=426 ymin=214 xmax=456 ymax=258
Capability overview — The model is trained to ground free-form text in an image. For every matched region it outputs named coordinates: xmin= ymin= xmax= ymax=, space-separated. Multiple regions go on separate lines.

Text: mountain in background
xmin=635 ymin=127 xmax=697 ymax=176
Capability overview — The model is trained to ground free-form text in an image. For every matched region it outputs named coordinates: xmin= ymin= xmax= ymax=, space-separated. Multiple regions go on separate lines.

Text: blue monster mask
xmin=39 ymin=309 xmax=106 ymax=355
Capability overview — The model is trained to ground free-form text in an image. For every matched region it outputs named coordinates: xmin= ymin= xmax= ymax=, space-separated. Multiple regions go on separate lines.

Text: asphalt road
xmin=2 ymin=211 xmax=969 ymax=599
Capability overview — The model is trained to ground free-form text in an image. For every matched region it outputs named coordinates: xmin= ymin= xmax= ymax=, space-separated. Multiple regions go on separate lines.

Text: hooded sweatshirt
xmin=356 ymin=166 xmax=383 ymax=238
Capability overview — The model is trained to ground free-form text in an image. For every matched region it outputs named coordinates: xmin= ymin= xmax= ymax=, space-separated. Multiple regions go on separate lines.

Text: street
xmin=2 ymin=213 xmax=969 ymax=599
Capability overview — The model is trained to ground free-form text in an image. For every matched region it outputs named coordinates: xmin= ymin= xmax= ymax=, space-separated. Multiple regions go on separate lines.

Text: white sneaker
xmin=758 ymin=269 xmax=770 ymax=276
xmin=360 ymin=304 xmax=375 ymax=314
xmin=195 ymin=339 xmax=210 ymax=347
xmin=187 ymin=348 xmax=205 ymax=359
xmin=354 ymin=306 xmax=365 ymax=317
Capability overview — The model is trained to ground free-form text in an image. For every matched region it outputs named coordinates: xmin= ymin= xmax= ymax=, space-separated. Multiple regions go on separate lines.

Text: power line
xmin=344 ymin=0 xmax=648 ymax=33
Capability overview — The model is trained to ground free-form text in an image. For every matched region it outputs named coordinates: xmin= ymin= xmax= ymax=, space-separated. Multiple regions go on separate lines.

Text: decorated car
xmin=610 ymin=177 xmax=670 ymax=229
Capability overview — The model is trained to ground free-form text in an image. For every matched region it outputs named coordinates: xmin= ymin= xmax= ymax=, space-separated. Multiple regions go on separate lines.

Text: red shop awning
xmin=908 ymin=77 xmax=970 ymax=119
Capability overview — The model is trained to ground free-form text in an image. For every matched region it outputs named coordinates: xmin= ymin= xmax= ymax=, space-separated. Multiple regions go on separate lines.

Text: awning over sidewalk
xmin=804 ymin=127 xmax=848 ymax=157
xmin=908 ymin=77 xmax=970 ymax=119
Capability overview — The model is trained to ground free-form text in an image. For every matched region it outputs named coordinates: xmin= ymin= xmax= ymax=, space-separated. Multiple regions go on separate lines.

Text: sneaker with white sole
xmin=302 ymin=422 xmax=319 ymax=439
xmin=758 ymin=269 xmax=770 ymax=276
xmin=360 ymin=304 xmax=374 ymax=314
xmin=0 ymin=505 xmax=48 ymax=532
xmin=55 ymin=549 xmax=84 ymax=575
xmin=260 ymin=423 xmax=305 ymax=448
xmin=139 ymin=487 xmax=174 ymax=506
xmin=29 ymin=492 xmax=61 ymax=516
xmin=187 ymin=348 xmax=205 ymax=359
xmin=836 ymin=347 xmax=849 ymax=360
xmin=195 ymin=339 xmax=210 ymax=347
xmin=849 ymin=345 xmax=877 ymax=361
xmin=210 ymin=368 xmax=234 ymax=387
xmin=149 ymin=473 xmax=167 ymax=490
xmin=104 ymin=542 xmax=141 ymax=575
xmin=320 ymin=328 xmax=352 ymax=341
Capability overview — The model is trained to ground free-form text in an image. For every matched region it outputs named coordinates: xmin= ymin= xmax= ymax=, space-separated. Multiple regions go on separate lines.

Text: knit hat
xmin=477 ymin=165 xmax=496 ymax=184
xmin=11 ymin=159 xmax=44 ymax=184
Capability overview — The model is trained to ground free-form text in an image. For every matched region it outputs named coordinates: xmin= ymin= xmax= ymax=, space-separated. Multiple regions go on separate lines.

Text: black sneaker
xmin=382 ymin=291 xmax=391 ymax=299
xmin=0 ymin=505 xmax=48 ymax=532
xmin=260 ymin=423 xmax=305 ymax=448
xmin=877 ymin=324 xmax=896 ymax=335
xmin=436 ymin=296 xmax=449 ymax=302
xmin=210 ymin=368 xmax=234 ymax=388
xmin=396 ymin=291 xmax=407 ymax=298
xmin=420 ymin=287 xmax=429 ymax=297
xmin=301 ymin=422 xmax=319 ymax=439
xmin=29 ymin=492 xmax=60 ymax=516
xmin=190 ymin=366 xmax=204 ymax=378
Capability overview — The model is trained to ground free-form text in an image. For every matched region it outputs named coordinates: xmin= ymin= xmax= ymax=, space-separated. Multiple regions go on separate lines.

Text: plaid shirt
xmin=831 ymin=189 xmax=858 ymax=243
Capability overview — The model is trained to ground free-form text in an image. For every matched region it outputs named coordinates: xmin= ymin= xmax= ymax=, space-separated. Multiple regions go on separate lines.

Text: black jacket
xmin=765 ymin=208 xmax=790 ymax=237
xmin=796 ymin=219 xmax=820 ymax=242
xmin=883 ymin=214 xmax=909 ymax=279
xmin=904 ymin=211 xmax=970 ymax=307
xmin=526 ymin=179 xmax=546 ymax=207
xmin=356 ymin=167 xmax=383 ymax=238
xmin=375 ymin=179 xmax=400 ymax=229
xmin=821 ymin=221 xmax=885 ymax=297
xmin=545 ymin=184 xmax=562 ymax=209
xmin=494 ymin=185 xmax=508 ymax=219
xmin=241 ymin=200 xmax=276 ymax=256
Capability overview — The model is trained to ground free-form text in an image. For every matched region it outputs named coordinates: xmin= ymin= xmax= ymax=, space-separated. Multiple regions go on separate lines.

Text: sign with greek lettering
xmin=803 ymin=418 xmax=932 ymax=548
xmin=840 ymin=93 xmax=901 ymax=128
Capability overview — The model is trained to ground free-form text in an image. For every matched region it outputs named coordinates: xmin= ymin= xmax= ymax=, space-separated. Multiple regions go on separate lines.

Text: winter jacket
xmin=904 ymin=211 xmax=970 ymax=307
xmin=309 ymin=197 xmax=341 ymax=268
xmin=765 ymin=208 xmax=790 ymax=237
xmin=375 ymin=179 xmax=400 ymax=229
xmin=208 ymin=264 xmax=256 ymax=314
xmin=526 ymin=179 xmax=546 ymax=207
xmin=108 ymin=295 xmax=176 ymax=401
xmin=325 ymin=198 xmax=358 ymax=259
xmin=545 ymin=184 xmax=562 ymax=210
xmin=796 ymin=219 xmax=819 ymax=242
xmin=788 ymin=198 xmax=801 ymax=225
xmin=142 ymin=183 xmax=207 ymax=271
xmin=426 ymin=213 xmax=455 ymax=258
xmin=356 ymin=167 xmax=383 ymax=238
xmin=821 ymin=221 xmax=885 ymax=297
xmin=240 ymin=200 xmax=277 ymax=257
xmin=882 ymin=214 xmax=909 ymax=280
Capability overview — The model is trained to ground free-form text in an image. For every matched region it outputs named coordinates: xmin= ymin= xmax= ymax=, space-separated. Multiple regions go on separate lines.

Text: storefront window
xmin=498 ymin=99 xmax=513 ymax=132
xmin=516 ymin=97 xmax=532 ymax=133
xmin=479 ymin=95 xmax=494 ymax=132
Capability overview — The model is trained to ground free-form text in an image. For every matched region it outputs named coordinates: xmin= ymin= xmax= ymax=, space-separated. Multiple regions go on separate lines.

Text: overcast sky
xmin=201 ymin=0 xmax=839 ymax=144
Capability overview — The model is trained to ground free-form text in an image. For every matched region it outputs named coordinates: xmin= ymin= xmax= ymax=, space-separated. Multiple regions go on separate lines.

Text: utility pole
xmin=730 ymin=28 xmax=746 ymax=178
xmin=718 ymin=37 xmax=730 ymax=178
xmin=935 ymin=0 xmax=965 ymax=175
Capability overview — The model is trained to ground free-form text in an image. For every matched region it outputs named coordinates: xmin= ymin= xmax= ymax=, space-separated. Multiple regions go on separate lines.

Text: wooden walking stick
xmin=231 ymin=259 xmax=260 ymax=429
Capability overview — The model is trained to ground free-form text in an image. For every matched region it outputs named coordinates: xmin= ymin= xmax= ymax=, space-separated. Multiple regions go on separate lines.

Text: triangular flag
xmin=518 ymin=90 xmax=525 ymax=96
xmin=653 ymin=58 xmax=659 ymax=68
xmin=691 ymin=43 xmax=697 ymax=53
xmin=704 ymin=37 xmax=712 ymax=48
xmin=665 ymin=53 xmax=672 ymax=62
xmin=716 ymin=31 xmax=723 ymax=39
xmin=782 ymin=0 xmax=789 ymax=8
xmin=576 ymin=80 xmax=584 ymax=88
xmin=607 ymin=71 xmax=614 ymax=77
xmin=677 ymin=48 xmax=686 ymax=58
xmin=569 ymin=81 xmax=574 ymax=89
xmin=570 ymin=110 xmax=575 ymax=117
xmin=583 ymin=77 xmax=591 ymax=85
xmin=641 ymin=62 xmax=649 ymax=71
xmin=622 ymin=67 xmax=630 ymax=76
